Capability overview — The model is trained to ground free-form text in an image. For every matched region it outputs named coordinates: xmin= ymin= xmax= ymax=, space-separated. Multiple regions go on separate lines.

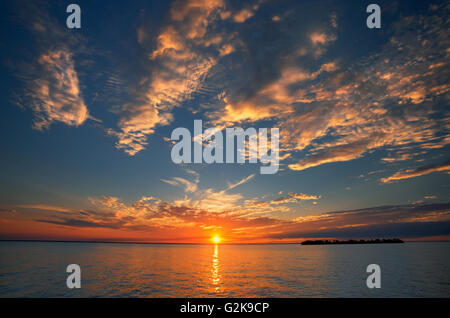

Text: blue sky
xmin=0 ymin=0 xmax=449 ymax=242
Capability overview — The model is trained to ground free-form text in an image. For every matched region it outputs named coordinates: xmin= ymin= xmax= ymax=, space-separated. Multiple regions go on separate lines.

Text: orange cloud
xmin=113 ymin=0 xmax=224 ymax=155
xmin=310 ymin=32 xmax=336 ymax=46
xmin=289 ymin=137 xmax=375 ymax=171
xmin=271 ymin=192 xmax=320 ymax=204
xmin=381 ymin=160 xmax=450 ymax=183
xmin=233 ymin=9 xmax=255 ymax=23
xmin=4 ymin=198 xmax=449 ymax=243
xmin=288 ymin=193 xmax=320 ymax=200
xmin=28 ymin=50 xmax=90 ymax=130
xmin=232 ymin=1 xmax=263 ymax=23
xmin=17 ymin=205 xmax=73 ymax=213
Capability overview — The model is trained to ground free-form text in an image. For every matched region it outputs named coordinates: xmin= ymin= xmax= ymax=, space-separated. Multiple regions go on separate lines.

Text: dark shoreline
xmin=301 ymin=239 xmax=404 ymax=245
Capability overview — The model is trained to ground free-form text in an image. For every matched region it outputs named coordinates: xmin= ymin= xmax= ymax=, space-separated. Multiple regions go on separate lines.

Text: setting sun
xmin=212 ymin=236 xmax=221 ymax=244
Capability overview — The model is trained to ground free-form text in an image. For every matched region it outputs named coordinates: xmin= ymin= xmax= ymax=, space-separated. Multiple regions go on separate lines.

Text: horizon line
xmin=1 ymin=239 xmax=449 ymax=245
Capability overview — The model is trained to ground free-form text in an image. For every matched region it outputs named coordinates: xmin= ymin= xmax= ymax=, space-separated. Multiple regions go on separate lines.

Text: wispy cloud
xmin=200 ymin=3 xmax=449 ymax=176
xmin=0 ymin=208 xmax=17 ymax=213
xmin=282 ymin=5 xmax=449 ymax=171
xmin=161 ymin=177 xmax=199 ymax=193
xmin=11 ymin=2 xmax=93 ymax=130
xmin=271 ymin=192 xmax=320 ymax=204
xmin=27 ymin=50 xmax=90 ymax=130
xmin=270 ymin=203 xmax=450 ymax=240
xmin=381 ymin=159 xmax=450 ymax=183
xmin=27 ymin=195 xmax=450 ymax=242
xmin=227 ymin=174 xmax=255 ymax=191
xmin=111 ymin=0 xmax=226 ymax=155
xmin=17 ymin=204 xmax=73 ymax=213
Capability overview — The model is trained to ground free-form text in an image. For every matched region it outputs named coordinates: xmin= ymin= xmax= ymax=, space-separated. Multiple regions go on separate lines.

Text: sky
xmin=0 ymin=0 xmax=449 ymax=243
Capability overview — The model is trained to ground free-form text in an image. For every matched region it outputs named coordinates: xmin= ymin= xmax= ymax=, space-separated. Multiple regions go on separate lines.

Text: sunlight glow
xmin=212 ymin=236 xmax=221 ymax=244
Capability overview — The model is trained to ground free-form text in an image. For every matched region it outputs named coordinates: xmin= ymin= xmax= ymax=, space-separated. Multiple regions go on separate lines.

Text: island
xmin=300 ymin=238 xmax=404 ymax=245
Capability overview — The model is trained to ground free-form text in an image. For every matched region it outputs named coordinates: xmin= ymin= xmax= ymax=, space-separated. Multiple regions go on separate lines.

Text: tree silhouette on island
xmin=300 ymin=238 xmax=404 ymax=245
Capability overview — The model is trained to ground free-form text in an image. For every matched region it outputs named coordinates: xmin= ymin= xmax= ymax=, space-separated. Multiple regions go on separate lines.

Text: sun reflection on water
xmin=211 ymin=244 xmax=222 ymax=293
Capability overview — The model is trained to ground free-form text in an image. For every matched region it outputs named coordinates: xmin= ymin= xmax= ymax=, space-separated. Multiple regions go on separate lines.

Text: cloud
xmin=0 ymin=208 xmax=17 ymax=213
xmin=271 ymin=192 xmax=320 ymax=204
xmin=233 ymin=9 xmax=255 ymax=23
xmin=17 ymin=204 xmax=73 ymax=213
xmin=310 ymin=32 xmax=335 ymax=45
xmin=36 ymin=218 xmax=125 ymax=230
xmin=199 ymin=3 xmax=449 ymax=175
xmin=219 ymin=43 xmax=235 ymax=56
xmin=161 ymin=177 xmax=199 ymax=193
xmin=381 ymin=152 xmax=415 ymax=162
xmin=275 ymin=220 xmax=450 ymax=240
xmin=7 ymin=169 xmax=445 ymax=242
xmin=288 ymin=193 xmax=320 ymax=200
xmin=9 ymin=1 xmax=96 ymax=131
xmin=227 ymin=174 xmax=255 ymax=191
xmin=270 ymin=203 xmax=450 ymax=240
xmin=231 ymin=0 xmax=263 ymax=23
xmin=26 ymin=50 xmax=89 ymax=130
xmin=283 ymin=5 xmax=449 ymax=170
xmin=30 ymin=194 xmax=450 ymax=242
xmin=11 ymin=0 xmax=448 ymax=174
xmin=381 ymin=159 xmax=450 ymax=183
xmin=288 ymin=137 xmax=375 ymax=171
xmin=270 ymin=197 xmax=295 ymax=204
xmin=23 ymin=171 xmax=287 ymax=239
xmin=112 ymin=0 xmax=225 ymax=155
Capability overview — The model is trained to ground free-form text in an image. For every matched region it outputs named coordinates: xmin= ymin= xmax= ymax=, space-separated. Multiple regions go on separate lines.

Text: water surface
xmin=0 ymin=241 xmax=449 ymax=297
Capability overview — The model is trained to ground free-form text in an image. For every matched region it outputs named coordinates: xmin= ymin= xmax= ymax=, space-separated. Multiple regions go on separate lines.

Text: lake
xmin=0 ymin=241 xmax=449 ymax=297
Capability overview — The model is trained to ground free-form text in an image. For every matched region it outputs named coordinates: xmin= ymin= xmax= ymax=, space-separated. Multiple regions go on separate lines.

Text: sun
xmin=212 ymin=236 xmax=221 ymax=244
